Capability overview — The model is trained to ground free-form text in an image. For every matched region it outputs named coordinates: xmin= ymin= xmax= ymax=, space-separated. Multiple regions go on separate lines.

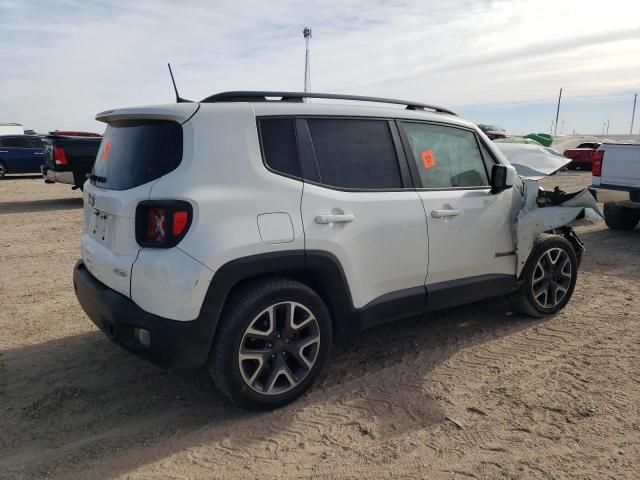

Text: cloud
xmin=1 ymin=0 xmax=639 ymax=132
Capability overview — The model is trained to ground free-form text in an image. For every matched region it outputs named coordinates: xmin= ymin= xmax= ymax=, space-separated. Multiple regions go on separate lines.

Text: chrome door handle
xmin=0 ymin=150 xmax=7 ymax=153
xmin=431 ymin=209 xmax=461 ymax=218
xmin=34 ymin=152 xmax=44 ymax=155
xmin=315 ymin=214 xmax=355 ymax=224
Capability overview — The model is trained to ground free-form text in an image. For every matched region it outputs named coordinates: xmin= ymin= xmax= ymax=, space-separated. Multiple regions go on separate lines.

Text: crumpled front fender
xmin=515 ymin=180 xmax=602 ymax=276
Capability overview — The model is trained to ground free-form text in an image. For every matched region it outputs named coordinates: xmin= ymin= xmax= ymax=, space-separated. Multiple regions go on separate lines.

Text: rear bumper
xmin=43 ymin=167 xmax=75 ymax=185
xmin=589 ymin=187 xmax=640 ymax=207
xmin=73 ymin=260 xmax=214 ymax=369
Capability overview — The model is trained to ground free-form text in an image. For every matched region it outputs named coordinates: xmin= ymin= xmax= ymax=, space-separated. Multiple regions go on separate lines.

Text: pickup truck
xmin=42 ymin=131 xmax=102 ymax=190
xmin=563 ymin=142 xmax=601 ymax=170
xmin=590 ymin=143 xmax=640 ymax=230
xmin=0 ymin=134 xmax=45 ymax=178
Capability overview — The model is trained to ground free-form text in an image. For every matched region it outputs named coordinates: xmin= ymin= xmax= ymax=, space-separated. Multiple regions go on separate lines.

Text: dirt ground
xmin=1 ymin=172 xmax=639 ymax=479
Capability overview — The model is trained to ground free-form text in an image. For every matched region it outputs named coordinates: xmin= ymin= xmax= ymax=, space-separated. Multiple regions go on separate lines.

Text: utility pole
xmin=631 ymin=93 xmax=637 ymax=135
xmin=553 ymin=87 xmax=562 ymax=136
xmin=303 ymin=27 xmax=312 ymax=93
xmin=602 ymin=122 xmax=606 ymax=134
xmin=606 ymin=119 xmax=610 ymax=135
xmin=560 ymin=120 xmax=565 ymax=134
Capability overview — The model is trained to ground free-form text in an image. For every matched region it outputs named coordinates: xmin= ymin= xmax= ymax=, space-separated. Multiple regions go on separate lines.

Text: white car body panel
xmin=131 ymin=247 xmax=214 ymax=321
xmin=594 ymin=143 xmax=640 ymax=189
xmin=82 ymin=180 xmax=156 ymax=297
xmin=419 ymin=187 xmax=519 ymax=285
xmin=495 ymin=143 xmax=571 ymax=179
xmin=149 ymin=104 xmax=305 ymax=274
xmin=301 ymin=185 xmax=428 ymax=309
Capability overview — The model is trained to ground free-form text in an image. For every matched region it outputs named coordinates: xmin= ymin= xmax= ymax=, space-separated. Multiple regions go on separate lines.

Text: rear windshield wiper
xmin=87 ymin=173 xmax=107 ymax=183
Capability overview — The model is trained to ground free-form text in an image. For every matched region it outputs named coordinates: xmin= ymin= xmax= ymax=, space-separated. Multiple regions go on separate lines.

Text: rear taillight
xmin=53 ymin=146 xmax=68 ymax=166
xmin=592 ymin=150 xmax=604 ymax=176
xmin=136 ymin=201 xmax=192 ymax=248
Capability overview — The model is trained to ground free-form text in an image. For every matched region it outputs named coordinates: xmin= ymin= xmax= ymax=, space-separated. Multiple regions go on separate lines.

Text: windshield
xmin=92 ymin=120 xmax=183 ymax=190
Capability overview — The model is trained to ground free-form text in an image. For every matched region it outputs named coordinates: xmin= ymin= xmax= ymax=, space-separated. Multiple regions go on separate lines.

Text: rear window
xmin=92 ymin=120 xmax=183 ymax=190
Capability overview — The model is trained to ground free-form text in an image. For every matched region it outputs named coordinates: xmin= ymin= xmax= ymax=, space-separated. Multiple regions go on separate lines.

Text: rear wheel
xmin=0 ymin=162 xmax=6 ymax=178
xmin=603 ymin=203 xmax=640 ymax=231
xmin=509 ymin=234 xmax=578 ymax=317
xmin=209 ymin=277 xmax=333 ymax=410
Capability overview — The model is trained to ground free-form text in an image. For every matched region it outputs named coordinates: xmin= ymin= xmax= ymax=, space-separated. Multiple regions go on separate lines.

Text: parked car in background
xmin=0 ymin=134 xmax=45 ymax=178
xmin=563 ymin=142 xmax=602 ymax=170
xmin=590 ymin=143 xmax=640 ymax=230
xmin=42 ymin=131 xmax=102 ymax=190
xmin=477 ymin=124 xmax=508 ymax=140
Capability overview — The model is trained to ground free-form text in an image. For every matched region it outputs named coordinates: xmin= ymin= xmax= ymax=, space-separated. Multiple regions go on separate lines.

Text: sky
xmin=1 ymin=0 xmax=639 ymax=135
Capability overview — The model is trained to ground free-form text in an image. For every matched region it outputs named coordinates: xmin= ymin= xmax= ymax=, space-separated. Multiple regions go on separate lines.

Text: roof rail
xmin=200 ymin=91 xmax=457 ymax=115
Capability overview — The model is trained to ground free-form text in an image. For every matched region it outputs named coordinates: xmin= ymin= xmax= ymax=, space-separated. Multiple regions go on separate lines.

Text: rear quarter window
xmin=93 ymin=120 xmax=183 ymax=190
xmin=258 ymin=118 xmax=301 ymax=178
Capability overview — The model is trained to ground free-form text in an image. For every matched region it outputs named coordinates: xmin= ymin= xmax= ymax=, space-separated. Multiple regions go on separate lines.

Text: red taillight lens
xmin=172 ymin=211 xmax=189 ymax=236
xmin=592 ymin=150 xmax=603 ymax=176
xmin=147 ymin=208 xmax=166 ymax=242
xmin=136 ymin=201 xmax=192 ymax=248
xmin=53 ymin=146 xmax=68 ymax=166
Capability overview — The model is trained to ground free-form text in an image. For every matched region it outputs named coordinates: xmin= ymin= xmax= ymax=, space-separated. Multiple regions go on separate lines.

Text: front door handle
xmin=34 ymin=152 xmax=44 ymax=155
xmin=315 ymin=214 xmax=355 ymax=224
xmin=431 ymin=209 xmax=461 ymax=218
xmin=0 ymin=150 xmax=7 ymax=153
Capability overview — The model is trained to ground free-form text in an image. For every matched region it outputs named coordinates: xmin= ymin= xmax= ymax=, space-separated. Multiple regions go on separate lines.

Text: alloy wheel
xmin=531 ymin=247 xmax=572 ymax=309
xmin=238 ymin=301 xmax=321 ymax=395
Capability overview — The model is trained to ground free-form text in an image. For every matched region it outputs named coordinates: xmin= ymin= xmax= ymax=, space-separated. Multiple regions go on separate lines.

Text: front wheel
xmin=509 ymin=234 xmax=578 ymax=317
xmin=209 ymin=277 xmax=333 ymax=410
xmin=0 ymin=162 xmax=6 ymax=178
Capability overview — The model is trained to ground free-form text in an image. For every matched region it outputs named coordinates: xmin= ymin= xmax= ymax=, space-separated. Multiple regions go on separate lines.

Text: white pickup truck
xmin=590 ymin=143 xmax=640 ymax=230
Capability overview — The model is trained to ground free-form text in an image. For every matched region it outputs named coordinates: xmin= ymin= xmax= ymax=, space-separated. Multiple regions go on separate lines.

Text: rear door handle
xmin=431 ymin=209 xmax=461 ymax=218
xmin=315 ymin=214 xmax=355 ymax=224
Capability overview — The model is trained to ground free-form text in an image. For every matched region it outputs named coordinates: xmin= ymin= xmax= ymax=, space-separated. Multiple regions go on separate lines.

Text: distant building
xmin=0 ymin=123 xmax=24 ymax=135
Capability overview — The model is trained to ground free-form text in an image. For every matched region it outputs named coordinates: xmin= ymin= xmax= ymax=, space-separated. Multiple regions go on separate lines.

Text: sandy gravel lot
xmin=1 ymin=172 xmax=639 ymax=479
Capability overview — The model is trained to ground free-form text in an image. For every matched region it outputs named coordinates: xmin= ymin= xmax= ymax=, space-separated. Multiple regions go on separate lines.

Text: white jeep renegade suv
xmin=74 ymin=91 xmax=582 ymax=409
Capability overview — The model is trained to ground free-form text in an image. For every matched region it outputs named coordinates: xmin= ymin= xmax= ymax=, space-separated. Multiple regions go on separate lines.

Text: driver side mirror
xmin=490 ymin=164 xmax=514 ymax=194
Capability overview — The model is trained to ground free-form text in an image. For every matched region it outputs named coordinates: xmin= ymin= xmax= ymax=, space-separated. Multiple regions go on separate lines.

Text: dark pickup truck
xmin=42 ymin=131 xmax=102 ymax=189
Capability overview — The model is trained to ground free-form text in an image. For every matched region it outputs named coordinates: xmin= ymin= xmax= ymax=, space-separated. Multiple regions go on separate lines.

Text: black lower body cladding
xmin=73 ymin=261 xmax=213 ymax=369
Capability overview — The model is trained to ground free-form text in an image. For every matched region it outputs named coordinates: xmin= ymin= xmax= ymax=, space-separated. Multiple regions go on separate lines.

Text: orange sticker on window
xmin=101 ymin=140 xmax=112 ymax=160
xmin=421 ymin=149 xmax=436 ymax=169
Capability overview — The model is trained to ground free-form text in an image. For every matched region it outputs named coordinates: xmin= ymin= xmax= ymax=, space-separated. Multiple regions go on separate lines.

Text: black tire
xmin=508 ymin=234 xmax=578 ymax=318
xmin=603 ymin=203 xmax=640 ymax=231
xmin=0 ymin=162 xmax=6 ymax=178
xmin=209 ymin=277 xmax=333 ymax=410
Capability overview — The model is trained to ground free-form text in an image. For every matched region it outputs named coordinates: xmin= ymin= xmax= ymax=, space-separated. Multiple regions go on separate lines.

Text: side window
xmin=259 ymin=118 xmax=301 ymax=178
xmin=2 ymin=137 xmax=32 ymax=148
xmin=29 ymin=137 xmax=44 ymax=148
xmin=478 ymin=139 xmax=497 ymax=173
xmin=401 ymin=122 xmax=489 ymax=188
xmin=306 ymin=118 xmax=402 ymax=189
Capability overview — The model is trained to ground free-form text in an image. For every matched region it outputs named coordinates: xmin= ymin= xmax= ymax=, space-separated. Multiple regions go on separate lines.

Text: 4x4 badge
xmin=87 ymin=193 xmax=95 ymax=207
